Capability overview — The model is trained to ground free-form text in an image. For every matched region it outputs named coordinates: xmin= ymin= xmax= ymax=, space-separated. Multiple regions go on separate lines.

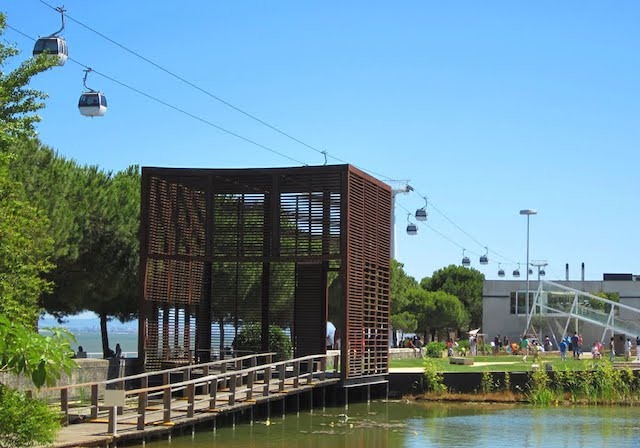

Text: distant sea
xmin=39 ymin=316 xmax=138 ymax=358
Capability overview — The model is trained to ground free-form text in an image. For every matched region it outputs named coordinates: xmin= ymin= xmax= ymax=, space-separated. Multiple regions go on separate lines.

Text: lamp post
xmin=390 ymin=183 xmax=413 ymax=259
xmin=520 ymin=209 xmax=537 ymax=334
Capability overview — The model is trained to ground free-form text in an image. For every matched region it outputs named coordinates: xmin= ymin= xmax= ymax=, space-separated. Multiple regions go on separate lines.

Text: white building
xmin=482 ymin=273 xmax=640 ymax=349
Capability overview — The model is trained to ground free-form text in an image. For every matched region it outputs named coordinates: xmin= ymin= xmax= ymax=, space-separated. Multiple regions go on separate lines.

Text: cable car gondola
xmin=498 ymin=264 xmax=505 ymax=277
xmin=540 ymin=269 xmax=546 ymax=277
xmin=415 ymin=196 xmax=428 ymax=221
xmin=78 ymin=68 xmax=107 ymax=117
xmin=479 ymin=246 xmax=489 ymax=265
xmin=461 ymin=249 xmax=471 ymax=267
xmin=32 ymin=6 xmax=68 ymax=66
xmin=406 ymin=213 xmax=418 ymax=235
xmin=513 ymin=263 xmax=521 ymax=278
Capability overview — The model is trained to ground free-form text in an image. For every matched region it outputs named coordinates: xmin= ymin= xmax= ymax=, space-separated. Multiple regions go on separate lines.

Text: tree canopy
xmin=423 ymin=264 xmax=485 ymax=329
xmin=0 ymin=13 xmax=76 ymax=446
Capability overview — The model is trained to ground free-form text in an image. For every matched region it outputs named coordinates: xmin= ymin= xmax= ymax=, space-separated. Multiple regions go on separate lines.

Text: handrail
xmin=124 ymin=353 xmax=333 ymax=396
xmin=39 ymin=352 xmax=276 ymax=393
xmin=88 ymin=352 xmax=340 ymax=434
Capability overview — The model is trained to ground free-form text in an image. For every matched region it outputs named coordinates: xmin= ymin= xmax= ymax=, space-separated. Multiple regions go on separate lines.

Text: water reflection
xmin=143 ymin=401 xmax=640 ymax=448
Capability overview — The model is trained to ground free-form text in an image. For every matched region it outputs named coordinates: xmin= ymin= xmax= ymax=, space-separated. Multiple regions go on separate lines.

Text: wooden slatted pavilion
xmin=138 ymin=164 xmax=391 ymax=383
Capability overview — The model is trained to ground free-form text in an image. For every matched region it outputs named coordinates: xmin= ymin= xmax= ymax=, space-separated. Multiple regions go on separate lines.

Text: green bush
xmin=234 ymin=323 xmax=292 ymax=360
xmin=528 ymin=369 xmax=553 ymax=406
xmin=426 ymin=341 xmax=446 ymax=358
xmin=481 ymin=370 xmax=494 ymax=393
xmin=0 ymin=385 xmax=60 ymax=448
xmin=423 ymin=358 xmax=447 ymax=394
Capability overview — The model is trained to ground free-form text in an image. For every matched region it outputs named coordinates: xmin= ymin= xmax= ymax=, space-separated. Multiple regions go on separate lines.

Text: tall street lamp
xmin=520 ymin=209 xmax=537 ymax=334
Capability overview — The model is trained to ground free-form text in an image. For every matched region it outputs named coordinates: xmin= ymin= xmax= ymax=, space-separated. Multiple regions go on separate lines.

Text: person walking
xmin=571 ymin=333 xmax=580 ymax=360
xmin=625 ymin=338 xmax=632 ymax=362
xmin=609 ymin=336 xmax=616 ymax=362
xmin=559 ymin=338 xmax=567 ymax=361
xmin=636 ymin=335 xmax=640 ymax=361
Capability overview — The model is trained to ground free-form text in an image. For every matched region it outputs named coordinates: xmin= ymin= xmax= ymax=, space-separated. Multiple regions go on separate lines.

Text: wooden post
xmin=163 ymin=387 xmax=171 ymax=424
xmin=229 ymin=374 xmax=236 ymax=405
xmin=250 ymin=357 xmax=257 ymax=389
xmin=247 ymin=370 xmax=254 ymax=401
xmin=320 ymin=358 xmax=327 ymax=381
xmin=108 ymin=407 xmax=117 ymax=435
xmin=91 ymin=384 xmax=99 ymax=419
xmin=60 ymin=388 xmax=69 ymax=426
xmin=278 ymin=364 xmax=286 ymax=392
xmin=117 ymin=380 xmax=124 ymax=416
xmin=209 ymin=378 xmax=218 ymax=410
xmin=293 ymin=361 xmax=300 ymax=388
xmin=307 ymin=359 xmax=313 ymax=384
xmin=263 ymin=366 xmax=272 ymax=396
xmin=221 ymin=363 xmax=227 ymax=389
xmin=235 ymin=360 xmax=242 ymax=387
xmin=202 ymin=366 xmax=210 ymax=395
xmin=137 ymin=391 xmax=147 ymax=430
xmin=187 ymin=383 xmax=195 ymax=418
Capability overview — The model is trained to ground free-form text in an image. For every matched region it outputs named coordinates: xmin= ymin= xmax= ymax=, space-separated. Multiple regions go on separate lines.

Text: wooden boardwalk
xmin=37 ymin=353 xmax=341 ymax=448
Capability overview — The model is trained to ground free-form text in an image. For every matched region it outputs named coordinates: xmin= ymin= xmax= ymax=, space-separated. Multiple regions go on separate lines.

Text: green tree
xmin=45 ymin=165 xmax=140 ymax=356
xmin=7 ymin=139 xmax=87 ymax=262
xmin=0 ymin=14 xmax=77 ymax=446
xmin=390 ymin=259 xmax=417 ymax=314
xmin=0 ymin=154 xmax=54 ymax=326
xmin=406 ymin=287 xmax=468 ymax=341
xmin=390 ymin=260 xmax=418 ymax=346
xmin=390 ymin=311 xmax=417 ymax=340
xmin=423 ymin=264 xmax=484 ymax=329
xmin=0 ymin=15 xmax=55 ymax=151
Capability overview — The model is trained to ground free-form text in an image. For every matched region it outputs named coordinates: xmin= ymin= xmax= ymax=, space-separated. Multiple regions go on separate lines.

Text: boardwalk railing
xmin=35 ymin=352 xmax=276 ymax=424
xmin=116 ymin=353 xmax=339 ymax=434
xmin=36 ymin=352 xmax=340 ymax=434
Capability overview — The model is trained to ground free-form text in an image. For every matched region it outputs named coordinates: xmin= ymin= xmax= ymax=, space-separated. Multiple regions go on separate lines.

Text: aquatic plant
xmin=503 ymin=372 xmax=511 ymax=392
xmin=481 ymin=370 xmax=494 ymax=394
xmin=528 ymin=369 xmax=553 ymax=406
xmin=423 ymin=358 xmax=447 ymax=394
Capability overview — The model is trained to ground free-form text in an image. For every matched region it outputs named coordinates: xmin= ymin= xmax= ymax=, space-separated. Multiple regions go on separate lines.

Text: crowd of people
xmin=397 ymin=331 xmax=640 ymax=364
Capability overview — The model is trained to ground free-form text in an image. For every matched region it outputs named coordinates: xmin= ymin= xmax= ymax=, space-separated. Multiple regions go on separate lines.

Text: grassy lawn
xmin=389 ymin=354 xmax=619 ymax=373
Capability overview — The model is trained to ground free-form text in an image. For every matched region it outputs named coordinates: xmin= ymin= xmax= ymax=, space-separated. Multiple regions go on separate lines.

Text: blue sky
xmin=4 ymin=1 xmax=639 ymax=282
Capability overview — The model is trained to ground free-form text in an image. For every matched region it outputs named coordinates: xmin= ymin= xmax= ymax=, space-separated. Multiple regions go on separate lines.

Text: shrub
xmin=481 ymin=370 xmax=494 ymax=394
xmin=503 ymin=372 xmax=511 ymax=391
xmin=423 ymin=358 xmax=446 ymax=394
xmin=0 ymin=384 xmax=60 ymax=448
xmin=528 ymin=369 xmax=553 ymax=406
xmin=234 ymin=323 xmax=292 ymax=360
xmin=426 ymin=341 xmax=446 ymax=358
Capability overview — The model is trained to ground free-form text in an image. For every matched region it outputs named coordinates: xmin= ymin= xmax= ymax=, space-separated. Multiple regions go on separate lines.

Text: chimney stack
xmin=581 ymin=262 xmax=585 ymax=281
xmin=566 ymin=263 xmax=569 ymax=281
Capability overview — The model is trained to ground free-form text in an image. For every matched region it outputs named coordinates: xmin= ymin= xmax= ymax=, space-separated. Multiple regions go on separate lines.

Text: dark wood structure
xmin=138 ymin=165 xmax=391 ymax=382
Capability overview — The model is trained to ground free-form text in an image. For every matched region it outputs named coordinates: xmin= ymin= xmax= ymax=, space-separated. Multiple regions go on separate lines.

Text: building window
xmin=510 ymin=291 xmax=534 ymax=315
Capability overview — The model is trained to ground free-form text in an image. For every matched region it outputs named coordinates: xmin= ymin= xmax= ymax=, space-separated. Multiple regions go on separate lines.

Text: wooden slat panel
xmin=294 ymin=263 xmax=326 ymax=357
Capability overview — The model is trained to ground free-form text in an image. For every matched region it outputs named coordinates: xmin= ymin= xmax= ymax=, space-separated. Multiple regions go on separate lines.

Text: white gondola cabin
xmin=33 ymin=37 xmax=68 ymax=66
xmin=461 ymin=249 xmax=471 ymax=267
xmin=78 ymin=92 xmax=107 ymax=117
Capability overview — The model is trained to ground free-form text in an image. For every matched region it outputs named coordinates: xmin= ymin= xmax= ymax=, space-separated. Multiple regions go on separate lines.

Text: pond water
xmin=142 ymin=401 xmax=640 ymax=447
